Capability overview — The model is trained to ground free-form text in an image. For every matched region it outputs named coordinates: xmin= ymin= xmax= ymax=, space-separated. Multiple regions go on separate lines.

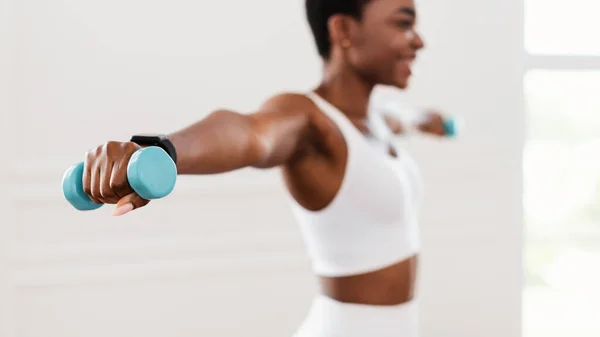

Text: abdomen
xmin=317 ymin=255 xmax=419 ymax=305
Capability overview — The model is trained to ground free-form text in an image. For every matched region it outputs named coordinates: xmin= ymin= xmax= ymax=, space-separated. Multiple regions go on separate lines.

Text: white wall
xmin=1 ymin=0 xmax=17 ymax=335
xmin=1 ymin=0 xmax=524 ymax=337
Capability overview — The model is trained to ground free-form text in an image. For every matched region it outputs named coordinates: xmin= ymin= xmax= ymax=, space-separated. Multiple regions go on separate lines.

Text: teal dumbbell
xmin=408 ymin=116 xmax=462 ymax=138
xmin=443 ymin=118 xmax=458 ymax=137
xmin=62 ymin=146 xmax=177 ymax=211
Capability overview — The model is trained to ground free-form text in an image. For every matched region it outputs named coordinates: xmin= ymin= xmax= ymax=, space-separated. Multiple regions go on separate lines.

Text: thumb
xmin=113 ymin=193 xmax=149 ymax=216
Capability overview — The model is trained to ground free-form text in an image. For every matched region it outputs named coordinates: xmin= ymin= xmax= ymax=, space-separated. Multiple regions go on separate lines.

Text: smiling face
xmin=330 ymin=0 xmax=425 ymax=89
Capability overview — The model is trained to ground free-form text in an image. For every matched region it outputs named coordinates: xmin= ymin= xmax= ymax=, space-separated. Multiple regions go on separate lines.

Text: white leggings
xmin=293 ymin=295 xmax=420 ymax=337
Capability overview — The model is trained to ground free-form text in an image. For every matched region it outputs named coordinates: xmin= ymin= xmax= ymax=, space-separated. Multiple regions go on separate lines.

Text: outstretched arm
xmin=82 ymin=93 xmax=315 ymax=214
xmin=383 ymin=109 xmax=448 ymax=137
xmin=171 ymin=93 xmax=313 ymax=174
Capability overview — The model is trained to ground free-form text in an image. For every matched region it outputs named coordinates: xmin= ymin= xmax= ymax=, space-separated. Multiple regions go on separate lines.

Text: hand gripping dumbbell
xmin=378 ymin=103 xmax=462 ymax=138
xmin=62 ymin=146 xmax=177 ymax=211
xmin=404 ymin=113 xmax=460 ymax=137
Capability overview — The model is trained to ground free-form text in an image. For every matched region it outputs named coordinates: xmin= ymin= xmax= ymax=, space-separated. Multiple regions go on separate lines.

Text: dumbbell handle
xmin=62 ymin=146 xmax=177 ymax=211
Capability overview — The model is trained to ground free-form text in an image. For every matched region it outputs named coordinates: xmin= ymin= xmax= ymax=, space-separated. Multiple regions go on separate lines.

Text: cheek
xmin=390 ymin=33 xmax=411 ymax=52
xmin=367 ymin=29 xmax=410 ymax=58
xmin=357 ymin=36 xmax=397 ymax=63
xmin=349 ymin=29 xmax=406 ymax=72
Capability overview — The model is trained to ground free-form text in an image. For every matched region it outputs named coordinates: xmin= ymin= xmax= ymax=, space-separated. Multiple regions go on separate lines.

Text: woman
xmin=81 ymin=0 xmax=448 ymax=335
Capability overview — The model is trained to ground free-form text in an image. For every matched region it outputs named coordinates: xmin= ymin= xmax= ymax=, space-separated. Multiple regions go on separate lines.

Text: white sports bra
xmin=287 ymin=92 xmax=424 ymax=277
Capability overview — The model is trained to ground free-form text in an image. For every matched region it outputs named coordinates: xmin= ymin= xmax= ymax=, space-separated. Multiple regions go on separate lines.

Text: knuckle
xmin=100 ymin=185 xmax=114 ymax=198
xmin=109 ymin=179 xmax=129 ymax=193
xmin=94 ymin=144 xmax=104 ymax=156
xmin=109 ymin=140 xmax=122 ymax=148
xmin=85 ymin=150 xmax=97 ymax=166
xmin=104 ymin=141 xmax=121 ymax=154
xmin=123 ymin=141 xmax=140 ymax=153
xmin=90 ymin=184 xmax=99 ymax=197
xmin=108 ymin=180 xmax=119 ymax=191
xmin=90 ymin=192 xmax=101 ymax=201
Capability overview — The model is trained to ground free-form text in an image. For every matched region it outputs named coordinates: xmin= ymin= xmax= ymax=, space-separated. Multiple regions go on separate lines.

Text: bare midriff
xmin=317 ymin=255 xmax=418 ymax=305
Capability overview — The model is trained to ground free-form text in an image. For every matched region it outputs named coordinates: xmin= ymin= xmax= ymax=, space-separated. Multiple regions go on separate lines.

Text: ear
xmin=327 ymin=14 xmax=356 ymax=49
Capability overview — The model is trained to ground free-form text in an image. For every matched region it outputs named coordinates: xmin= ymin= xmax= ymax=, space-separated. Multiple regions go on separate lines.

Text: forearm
xmin=168 ymin=110 xmax=265 ymax=175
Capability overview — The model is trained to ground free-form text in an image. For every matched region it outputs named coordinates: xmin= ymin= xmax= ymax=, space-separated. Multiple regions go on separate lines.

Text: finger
xmin=88 ymin=165 xmax=103 ymax=205
xmin=90 ymin=166 xmax=103 ymax=203
xmin=82 ymin=158 xmax=92 ymax=201
xmin=99 ymin=162 xmax=120 ymax=204
xmin=430 ymin=115 xmax=446 ymax=136
xmin=83 ymin=152 xmax=102 ymax=204
xmin=113 ymin=193 xmax=150 ymax=216
xmin=113 ymin=202 xmax=134 ymax=216
xmin=109 ymin=159 xmax=134 ymax=199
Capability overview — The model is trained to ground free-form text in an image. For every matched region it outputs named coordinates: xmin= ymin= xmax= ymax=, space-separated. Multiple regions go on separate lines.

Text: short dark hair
xmin=305 ymin=0 xmax=369 ymax=58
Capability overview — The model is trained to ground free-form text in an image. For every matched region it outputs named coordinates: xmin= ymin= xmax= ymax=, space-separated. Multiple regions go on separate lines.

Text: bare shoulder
xmin=251 ymin=92 xmax=329 ymax=165
xmin=257 ymin=92 xmax=319 ymax=116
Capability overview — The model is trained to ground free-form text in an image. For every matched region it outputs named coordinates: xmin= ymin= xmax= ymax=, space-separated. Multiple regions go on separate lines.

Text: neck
xmin=315 ymin=59 xmax=374 ymax=119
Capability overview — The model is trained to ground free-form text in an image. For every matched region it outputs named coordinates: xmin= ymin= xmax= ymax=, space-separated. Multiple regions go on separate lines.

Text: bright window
xmin=525 ymin=0 xmax=600 ymax=56
xmin=523 ymin=3 xmax=600 ymax=336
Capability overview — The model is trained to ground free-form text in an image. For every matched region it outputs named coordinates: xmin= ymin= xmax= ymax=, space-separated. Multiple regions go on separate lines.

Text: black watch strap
xmin=130 ymin=134 xmax=178 ymax=165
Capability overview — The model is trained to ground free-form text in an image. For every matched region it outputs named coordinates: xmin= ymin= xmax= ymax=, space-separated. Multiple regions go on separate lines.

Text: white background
xmin=0 ymin=0 xmax=524 ymax=336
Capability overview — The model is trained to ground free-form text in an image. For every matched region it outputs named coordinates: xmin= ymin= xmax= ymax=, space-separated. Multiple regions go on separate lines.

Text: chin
xmin=376 ymin=74 xmax=410 ymax=89
xmin=391 ymin=78 xmax=409 ymax=89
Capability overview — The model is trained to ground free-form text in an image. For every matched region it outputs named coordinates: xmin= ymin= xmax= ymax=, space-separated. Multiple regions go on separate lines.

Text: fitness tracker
xmin=130 ymin=134 xmax=178 ymax=165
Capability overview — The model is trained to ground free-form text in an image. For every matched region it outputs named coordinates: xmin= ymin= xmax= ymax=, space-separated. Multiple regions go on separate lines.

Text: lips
xmin=399 ymin=54 xmax=417 ymax=73
xmin=399 ymin=53 xmax=416 ymax=62
xmin=398 ymin=57 xmax=414 ymax=72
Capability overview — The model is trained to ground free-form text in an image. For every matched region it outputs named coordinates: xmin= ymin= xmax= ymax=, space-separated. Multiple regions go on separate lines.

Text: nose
xmin=411 ymin=31 xmax=425 ymax=50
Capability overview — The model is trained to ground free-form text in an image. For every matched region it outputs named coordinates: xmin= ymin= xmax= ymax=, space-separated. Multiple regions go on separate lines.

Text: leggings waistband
xmin=294 ymin=294 xmax=420 ymax=337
